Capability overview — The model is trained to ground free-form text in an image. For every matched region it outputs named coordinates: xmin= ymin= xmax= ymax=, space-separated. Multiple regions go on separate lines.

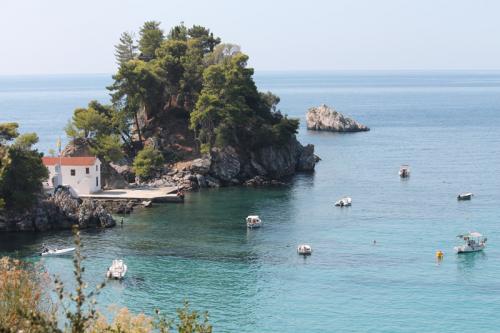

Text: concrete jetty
xmin=79 ymin=186 xmax=183 ymax=203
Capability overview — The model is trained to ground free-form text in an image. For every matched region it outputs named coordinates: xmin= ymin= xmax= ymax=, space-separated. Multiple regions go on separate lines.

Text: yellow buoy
xmin=436 ymin=250 xmax=444 ymax=259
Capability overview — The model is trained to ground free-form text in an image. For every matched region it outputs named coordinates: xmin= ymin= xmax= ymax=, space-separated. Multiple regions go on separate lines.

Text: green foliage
xmin=204 ymin=43 xmax=240 ymax=66
xmin=168 ymin=23 xmax=188 ymax=41
xmin=200 ymin=143 xmax=211 ymax=155
xmin=67 ymin=107 xmax=110 ymax=139
xmin=191 ymin=53 xmax=299 ymax=150
xmin=0 ymin=123 xmax=47 ymax=211
xmin=12 ymin=132 xmax=39 ymax=150
xmin=65 ymin=102 xmax=125 ymax=163
xmin=139 ymin=21 xmax=164 ymax=60
xmin=187 ymin=25 xmax=220 ymax=54
xmin=0 ymin=142 xmax=48 ymax=210
xmin=132 ymin=147 xmax=164 ymax=180
xmin=0 ymin=122 xmax=19 ymax=143
xmin=115 ymin=31 xmax=138 ymax=66
xmin=109 ymin=59 xmax=164 ymax=120
xmin=89 ymin=134 xmax=124 ymax=163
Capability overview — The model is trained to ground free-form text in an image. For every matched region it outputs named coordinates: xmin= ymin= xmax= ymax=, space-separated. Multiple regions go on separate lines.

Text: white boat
xmin=106 ymin=259 xmax=127 ymax=279
xmin=454 ymin=232 xmax=487 ymax=253
xmin=297 ymin=244 xmax=312 ymax=255
xmin=457 ymin=192 xmax=473 ymax=200
xmin=335 ymin=197 xmax=352 ymax=207
xmin=399 ymin=165 xmax=410 ymax=178
xmin=40 ymin=247 xmax=75 ymax=256
xmin=246 ymin=215 xmax=262 ymax=228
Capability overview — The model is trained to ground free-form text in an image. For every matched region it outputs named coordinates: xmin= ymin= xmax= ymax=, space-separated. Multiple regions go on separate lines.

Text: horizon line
xmin=2 ymin=68 xmax=500 ymax=77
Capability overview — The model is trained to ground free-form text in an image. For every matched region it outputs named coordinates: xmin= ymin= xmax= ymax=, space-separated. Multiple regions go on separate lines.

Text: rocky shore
xmin=0 ymin=187 xmax=115 ymax=232
xmin=130 ymin=136 xmax=318 ymax=191
xmin=306 ymin=104 xmax=369 ymax=132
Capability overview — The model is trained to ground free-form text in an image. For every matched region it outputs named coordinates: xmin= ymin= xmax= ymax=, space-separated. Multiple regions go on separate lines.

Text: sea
xmin=1 ymin=71 xmax=500 ymax=332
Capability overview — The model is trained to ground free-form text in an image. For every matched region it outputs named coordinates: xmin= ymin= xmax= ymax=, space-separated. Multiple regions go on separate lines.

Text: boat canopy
xmin=458 ymin=232 xmax=483 ymax=238
xmin=247 ymin=215 xmax=259 ymax=219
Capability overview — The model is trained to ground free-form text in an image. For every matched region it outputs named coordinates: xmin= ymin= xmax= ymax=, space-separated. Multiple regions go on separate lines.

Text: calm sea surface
xmin=1 ymin=71 xmax=500 ymax=332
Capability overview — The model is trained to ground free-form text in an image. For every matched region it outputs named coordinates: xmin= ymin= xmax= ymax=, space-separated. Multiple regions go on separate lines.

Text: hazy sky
xmin=1 ymin=0 xmax=500 ymax=75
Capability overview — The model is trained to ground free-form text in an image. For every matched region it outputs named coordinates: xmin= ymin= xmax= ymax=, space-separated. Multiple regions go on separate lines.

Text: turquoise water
xmin=1 ymin=71 xmax=500 ymax=332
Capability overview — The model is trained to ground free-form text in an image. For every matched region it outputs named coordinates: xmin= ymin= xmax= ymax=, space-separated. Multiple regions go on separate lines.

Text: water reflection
xmin=456 ymin=251 xmax=487 ymax=274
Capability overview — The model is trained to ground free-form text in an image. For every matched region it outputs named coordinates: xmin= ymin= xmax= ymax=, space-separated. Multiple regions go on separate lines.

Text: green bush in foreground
xmin=0 ymin=227 xmax=212 ymax=333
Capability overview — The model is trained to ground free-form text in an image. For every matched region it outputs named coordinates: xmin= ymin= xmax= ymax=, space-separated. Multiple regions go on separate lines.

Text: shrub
xmin=132 ymin=147 xmax=164 ymax=181
xmin=0 ymin=257 xmax=56 ymax=332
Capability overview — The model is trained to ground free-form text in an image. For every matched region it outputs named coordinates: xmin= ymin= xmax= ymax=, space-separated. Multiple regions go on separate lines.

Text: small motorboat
xmin=246 ymin=215 xmax=262 ymax=228
xmin=40 ymin=246 xmax=75 ymax=256
xmin=106 ymin=259 xmax=127 ymax=279
xmin=454 ymin=232 xmax=487 ymax=253
xmin=335 ymin=197 xmax=352 ymax=207
xmin=297 ymin=244 xmax=312 ymax=255
xmin=457 ymin=192 xmax=473 ymax=201
xmin=142 ymin=200 xmax=153 ymax=208
xmin=399 ymin=165 xmax=410 ymax=178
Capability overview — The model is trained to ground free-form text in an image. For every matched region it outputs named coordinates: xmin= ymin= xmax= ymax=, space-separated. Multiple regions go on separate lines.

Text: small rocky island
xmin=306 ymin=104 xmax=369 ymax=132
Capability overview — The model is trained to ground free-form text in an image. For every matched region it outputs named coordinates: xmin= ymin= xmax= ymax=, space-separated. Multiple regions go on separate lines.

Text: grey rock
xmin=205 ymin=176 xmax=221 ymax=188
xmin=210 ymin=147 xmax=240 ymax=182
xmin=189 ymin=157 xmax=211 ymax=175
xmin=0 ymin=187 xmax=116 ymax=232
xmin=297 ymin=144 xmax=317 ymax=171
xmin=195 ymin=174 xmax=207 ymax=188
xmin=306 ymin=104 xmax=369 ymax=132
xmin=251 ymin=137 xmax=316 ymax=179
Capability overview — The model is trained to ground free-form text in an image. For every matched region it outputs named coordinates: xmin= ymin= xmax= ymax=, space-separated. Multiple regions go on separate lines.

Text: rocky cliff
xmin=306 ymin=104 xmax=369 ymax=132
xmin=145 ymin=135 xmax=318 ymax=190
xmin=0 ymin=187 xmax=115 ymax=232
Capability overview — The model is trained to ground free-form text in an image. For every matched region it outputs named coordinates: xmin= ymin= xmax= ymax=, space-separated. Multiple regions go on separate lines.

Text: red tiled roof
xmin=42 ymin=156 xmax=97 ymax=166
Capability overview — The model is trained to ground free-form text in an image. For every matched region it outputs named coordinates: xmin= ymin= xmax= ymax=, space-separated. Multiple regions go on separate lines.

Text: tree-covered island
xmin=63 ymin=21 xmax=317 ymax=187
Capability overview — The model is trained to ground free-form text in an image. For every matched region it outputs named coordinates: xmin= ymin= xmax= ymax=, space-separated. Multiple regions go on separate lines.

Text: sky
xmin=1 ymin=0 xmax=500 ymax=75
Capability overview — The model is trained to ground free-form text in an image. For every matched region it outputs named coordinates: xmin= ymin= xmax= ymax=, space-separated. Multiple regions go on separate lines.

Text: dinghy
xmin=297 ymin=244 xmax=312 ymax=255
xmin=40 ymin=247 xmax=75 ymax=256
xmin=335 ymin=197 xmax=352 ymax=207
xmin=106 ymin=259 xmax=127 ymax=279
xmin=457 ymin=192 xmax=473 ymax=200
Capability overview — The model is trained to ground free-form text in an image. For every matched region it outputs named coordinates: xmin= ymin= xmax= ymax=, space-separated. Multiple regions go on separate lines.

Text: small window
xmin=96 ymin=177 xmax=99 ymax=187
xmin=70 ymin=169 xmax=75 ymax=176
xmin=86 ymin=167 xmax=90 ymax=174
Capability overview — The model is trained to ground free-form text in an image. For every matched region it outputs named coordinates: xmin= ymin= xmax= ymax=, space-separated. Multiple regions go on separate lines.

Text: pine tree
xmin=114 ymin=32 xmax=138 ymax=66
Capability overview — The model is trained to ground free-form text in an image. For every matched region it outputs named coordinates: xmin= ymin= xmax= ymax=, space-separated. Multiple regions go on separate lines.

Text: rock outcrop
xmin=306 ymin=104 xmax=369 ymax=132
xmin=210 ymin=147 xmax=241 ymax=182
xmin=61 ymin=137 xmax=92 ymax=157
xmin=145 ymin=135 xmax=318 ymax=190
xmin=0 ymin=187 xmax=115 ymax=232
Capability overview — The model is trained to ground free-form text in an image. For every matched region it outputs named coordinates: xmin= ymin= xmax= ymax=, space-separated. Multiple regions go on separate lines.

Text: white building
xmin=42 ymin=156 xmax=102 ymax=195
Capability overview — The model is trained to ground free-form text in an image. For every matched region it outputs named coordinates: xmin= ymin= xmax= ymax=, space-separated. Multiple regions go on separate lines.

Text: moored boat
xmin=40 ymin=246 xmax=75 ymax=256
xmin=297 ymin=244 xmax=312 ymax=255
xmin=457 ymin=192 xmax=473 ymax=200
xmin=246 ymin=215 xmax=262 ymax=228
xmin=454 ymin=232 xmax=487 ymax=253
xmin=106 ymin=259 xmax=127 ymax=279
xmin=335 ymin=197 xmax=352 ymax=207
xmin=399 ymin=165 xmax=410 ymax=178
